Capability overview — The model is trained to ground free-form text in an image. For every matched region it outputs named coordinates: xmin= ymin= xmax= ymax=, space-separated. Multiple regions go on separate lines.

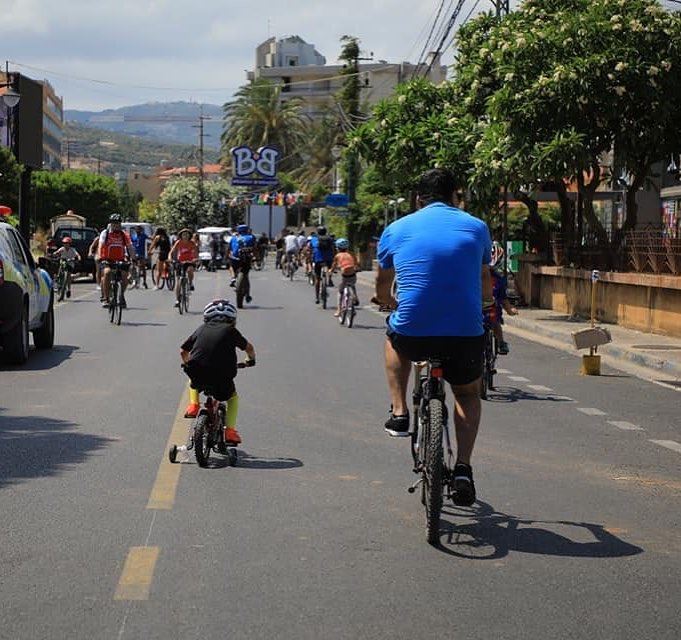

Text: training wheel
xmin=228 ymin=448 xmax=238 ymax=466
xmin=169 ymin=445 xmax=178 ymax=464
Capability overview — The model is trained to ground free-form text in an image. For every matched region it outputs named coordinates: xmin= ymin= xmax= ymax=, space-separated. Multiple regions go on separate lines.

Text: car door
xmin=6 ymin=229 xmax=40 ymax=327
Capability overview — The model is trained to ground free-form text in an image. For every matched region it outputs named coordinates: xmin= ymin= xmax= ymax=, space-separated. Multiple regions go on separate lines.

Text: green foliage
xmin=221 ymin=79 xmax=310 ymax=172
xmin=138 ymin=199 xmax=158 ymax=223
xmin=156 ymin=178 xmax=233 ymax=231
xmin=0 ymin=147 xmax=22 ymax=212
xmin=32 ymin=170 xmax=125 ymax=230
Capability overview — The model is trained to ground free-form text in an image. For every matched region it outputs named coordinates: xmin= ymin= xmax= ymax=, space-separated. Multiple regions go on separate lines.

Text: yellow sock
xmin=189 ymin=387 xmax=199 ymax=405
xmin=225 ymin=393 xmax=239 ymax=428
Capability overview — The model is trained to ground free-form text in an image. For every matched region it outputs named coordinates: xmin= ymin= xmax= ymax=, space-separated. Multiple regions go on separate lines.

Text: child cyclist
xmin=181 ymin=299 xmax=256 ymax=445
xmin=330 ymin=238 xmax=360 ymax=317
xmin=486 ymin=241 xmax=518 ymax=354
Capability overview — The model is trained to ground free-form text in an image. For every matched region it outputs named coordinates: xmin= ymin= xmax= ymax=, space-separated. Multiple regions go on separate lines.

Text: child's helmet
xmin=335 ymin=238 xmax=349 ymax=250
xmin=203 ymin=299 xmax=237 ymax=325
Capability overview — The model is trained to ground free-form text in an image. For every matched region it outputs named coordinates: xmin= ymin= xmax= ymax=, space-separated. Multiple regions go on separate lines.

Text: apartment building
xmin=0 ymin=72 xmax=64 ymax=170
xmin=247 ymin=36 xmax=447 ymax=119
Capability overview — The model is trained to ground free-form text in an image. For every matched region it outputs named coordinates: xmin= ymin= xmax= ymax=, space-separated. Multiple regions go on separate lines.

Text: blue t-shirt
xmin=309 ymin=235 xmax=334 ymax=263
xmin=377 ymin=202 xmax=492 ymax=337
xmin=132 ymin=232 xmax=148 ymax=258
xmin=230 ymin=234 xmax=255 ymax=259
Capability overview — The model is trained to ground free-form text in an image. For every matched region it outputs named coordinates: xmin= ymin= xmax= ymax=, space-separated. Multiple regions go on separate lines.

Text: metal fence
xmin=549 ymin=226 xmax=681 ymax=275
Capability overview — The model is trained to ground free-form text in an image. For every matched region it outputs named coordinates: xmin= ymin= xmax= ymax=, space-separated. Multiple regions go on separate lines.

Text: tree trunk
xmin=624 ymin=166 xmax=648 ymax=231
xmin=579 ymin=165 xmax=609 ymax=246
xmin=514 ymin=191 xmax=547 ymax=255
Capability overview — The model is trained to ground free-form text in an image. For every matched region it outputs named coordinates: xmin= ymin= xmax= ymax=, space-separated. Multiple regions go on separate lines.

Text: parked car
xmin=47 ymin=226 xmax=99 ymax=281
xmin=0 ymin=222 xmax=55 ymax=364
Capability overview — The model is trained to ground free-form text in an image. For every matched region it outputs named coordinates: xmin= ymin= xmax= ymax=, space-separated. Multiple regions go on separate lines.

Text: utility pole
xmin=193 ymin=105 xmax=209 ymax=228
xmin=492 ymin=0 xmax=511 ymax=275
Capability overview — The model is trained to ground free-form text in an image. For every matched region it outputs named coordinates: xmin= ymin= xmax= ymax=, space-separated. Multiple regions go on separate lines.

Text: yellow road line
xmin=114 ymin=546 xmax=160 ymax=601
xmin=146 ymin=386 xmax=190 ymax=510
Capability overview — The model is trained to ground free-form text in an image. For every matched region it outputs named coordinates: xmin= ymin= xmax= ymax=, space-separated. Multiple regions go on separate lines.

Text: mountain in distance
xmin=65 ymin=101 xmax=225 ymax=149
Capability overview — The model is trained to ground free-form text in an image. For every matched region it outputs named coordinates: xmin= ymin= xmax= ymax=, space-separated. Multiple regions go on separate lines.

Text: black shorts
xmin=386 ymin=328 xmax=484 ymax=386
xmin=183 ymin=364 xmax=236 ymax=401
xmin=158 ymin=252 xmax=169 ymax=262
xmin=313 ymin=261 xmax=333 ymax=277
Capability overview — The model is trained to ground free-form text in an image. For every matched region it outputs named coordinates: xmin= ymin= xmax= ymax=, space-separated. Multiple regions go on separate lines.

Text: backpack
xmin=318 ymin=236 xmax=332 ymax=253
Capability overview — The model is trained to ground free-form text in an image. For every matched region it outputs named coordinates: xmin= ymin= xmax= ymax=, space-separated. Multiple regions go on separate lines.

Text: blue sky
xmin=3 ymin=1 xmax=678 ymax=111
xmin=1 ymin=0 xmax=468 ymax=110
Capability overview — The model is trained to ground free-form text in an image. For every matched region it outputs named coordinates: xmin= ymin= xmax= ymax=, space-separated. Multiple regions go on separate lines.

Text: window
xmin=282 ymin=77 xmax=291 ymax=93
xmin=5 ymin=228 xmax=28 ymax=266
xmin=287 ymin=56 xmax=299 ymax=67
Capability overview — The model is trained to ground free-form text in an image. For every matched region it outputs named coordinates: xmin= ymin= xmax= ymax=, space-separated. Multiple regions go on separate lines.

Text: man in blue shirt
xmin=228 ymin=225 xmax=256 ymax=301
xmin=307 ymin=226 xmax=334 ymax=304
xmin=131 ymin=225 xmax=149 ymax=288
xmin=375 ymin=168 xmax=493 ymax=506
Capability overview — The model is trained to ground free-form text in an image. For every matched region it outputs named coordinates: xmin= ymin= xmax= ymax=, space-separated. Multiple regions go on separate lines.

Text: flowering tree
xmin=157 ymin=178 xmax=233 ymax=231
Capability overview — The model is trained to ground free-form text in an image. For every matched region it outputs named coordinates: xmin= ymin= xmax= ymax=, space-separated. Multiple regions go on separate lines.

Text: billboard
xmin=231 ymin=145 xmax=280 ymax=186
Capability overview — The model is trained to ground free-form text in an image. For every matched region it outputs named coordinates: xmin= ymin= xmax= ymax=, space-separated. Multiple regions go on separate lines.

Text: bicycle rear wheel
xmin=194 ymin=414 xmax=211 ymax=468
xmin=166 ymin=268 xmax=176 ymax=290
xmin=424 ymin=398 xmax=444 ymax=545
xmin=178 ymin=278 xmax=185 ymax=315
xmin=183 ymin=279 xmax=190 ymax=313
xmin=321 ymin=277 xmax=328 ymax=309
xmin=235 ymin=272 xmax=245 ymax=308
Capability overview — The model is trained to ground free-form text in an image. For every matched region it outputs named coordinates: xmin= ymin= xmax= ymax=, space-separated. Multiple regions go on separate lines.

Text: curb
xmin=505 ymin=315 xmax=681 ymax=379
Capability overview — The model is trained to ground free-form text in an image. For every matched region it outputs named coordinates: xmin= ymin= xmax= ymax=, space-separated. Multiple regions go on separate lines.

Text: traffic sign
xmin=325 ymin=193 xmax=349 ymax=208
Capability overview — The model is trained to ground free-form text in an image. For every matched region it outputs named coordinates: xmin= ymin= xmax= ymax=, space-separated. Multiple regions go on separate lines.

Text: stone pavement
xmin=355 ymin=268 xmax=681 ymax=385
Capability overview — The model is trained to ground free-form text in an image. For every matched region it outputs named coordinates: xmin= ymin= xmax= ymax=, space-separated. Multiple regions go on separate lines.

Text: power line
xmin=445 ymin=0 xmax=482 ymax=55
xmin=412 ymin=0 xmax=449 ymax=78
xmin=422 ymin=0 xmax=468 ymax=77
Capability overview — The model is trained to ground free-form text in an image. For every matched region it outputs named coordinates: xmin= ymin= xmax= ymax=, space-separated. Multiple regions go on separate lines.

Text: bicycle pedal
xmin=491 ymin=368 xmax=497 ymax=375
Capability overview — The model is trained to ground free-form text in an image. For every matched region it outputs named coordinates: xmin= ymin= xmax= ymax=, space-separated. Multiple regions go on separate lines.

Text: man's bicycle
xmin=234 ymin=249 xmax=253 ymax=309
xmin=283 ymin=253 xmax=297 ymax=281
xmin=407 ymin=359 xmax=455 ymax=545
xmin=105 ymin=261 xmax=128 ymax=326
xmin=169 ymin=361 xmax=255 ymax=467
xmin=319 ymin=264 xmax=329 ymax=309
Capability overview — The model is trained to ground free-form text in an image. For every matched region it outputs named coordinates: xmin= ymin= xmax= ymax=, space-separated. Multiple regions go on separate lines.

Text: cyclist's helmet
xmin=62 ymin=236 xmax=72 ymax=245
xmin=109 ymin=213 xmax=122 ymax=223
xmin=237 ymin=224 xmax=249 ymax=234
xmin=317 ymin=226 xmax=327 ymax=236
xmin=203 ymin=299 xmax=237 ymax=325
xmin=335 ymin=238 xmax=349 ymax=250
xmin=490 ymin=241 xmax=504 ymax=267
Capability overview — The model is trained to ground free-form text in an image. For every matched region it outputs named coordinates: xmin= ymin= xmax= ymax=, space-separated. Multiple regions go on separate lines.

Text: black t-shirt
xmin=156 ymin=236 xmax=171 ymax=254
xmin=181 ymin=322 xmax=248 ymax=383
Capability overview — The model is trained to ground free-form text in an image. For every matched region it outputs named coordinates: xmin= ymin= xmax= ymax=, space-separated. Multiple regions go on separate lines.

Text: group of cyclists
xmin=277 ymin=225 xmax=360 ymax=314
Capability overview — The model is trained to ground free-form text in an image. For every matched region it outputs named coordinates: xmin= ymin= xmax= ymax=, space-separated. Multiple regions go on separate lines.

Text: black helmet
xmin=109 ymin=213 xmax=122 ymax=223
xmin=317 ymin=226 xmax=327 ymax=236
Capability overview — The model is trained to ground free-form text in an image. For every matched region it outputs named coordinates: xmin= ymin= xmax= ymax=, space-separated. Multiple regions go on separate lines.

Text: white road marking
xmin=608 ymin=420 xmax=644 ymax=432
xmin=528 ymin=384 xmax=554 ymax=392
xmin=496 ymin=368 xmax=512 ymax=375
xmin=551 ymin=395 xmax=577 ymax=402
xmin=649 ymin=440 xmax=681 ymax=454
xmin=508 ymin=375 xmax=530 ymax=382
xmin=577 ymin=407 xmax=607 ymax=416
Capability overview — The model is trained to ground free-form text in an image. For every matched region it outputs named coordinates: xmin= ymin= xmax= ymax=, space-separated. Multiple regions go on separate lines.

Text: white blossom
xmin=648 ymin=66 xmax=660 ymax=76
xmin=615 ymin=62 xmax=627 ymax=72
xmin=614 ymin=86 xmax=626 ymax=97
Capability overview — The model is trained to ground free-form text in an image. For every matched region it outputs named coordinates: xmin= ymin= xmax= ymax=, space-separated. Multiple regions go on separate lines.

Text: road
xmin=1 ymin=265 xmax=679 ymax=640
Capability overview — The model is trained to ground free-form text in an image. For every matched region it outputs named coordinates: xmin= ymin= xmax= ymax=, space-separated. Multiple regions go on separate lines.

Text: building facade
xmin=247 ymin=36 xmax=447 ymax=119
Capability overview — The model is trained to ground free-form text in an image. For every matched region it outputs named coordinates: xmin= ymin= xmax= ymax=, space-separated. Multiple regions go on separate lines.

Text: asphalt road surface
xmin=1 ymin=265 xmax=679 ymax=640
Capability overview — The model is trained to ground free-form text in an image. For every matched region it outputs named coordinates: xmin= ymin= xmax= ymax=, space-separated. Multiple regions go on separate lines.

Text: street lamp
xmin=390 ymin=197 xmax=406 ymax=221
xmin=1 ymin=81 xmax=21 ymax=148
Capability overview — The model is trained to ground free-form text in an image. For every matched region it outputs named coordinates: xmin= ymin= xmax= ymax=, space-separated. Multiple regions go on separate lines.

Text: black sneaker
xmin=190 ymin=284 xmax=195 ymax=291
xmin=452 ymin=462 xmax=476 ymax=506
xmin=245 ymin=295 xmax=252 ymax=303
xmin=120 ymin=298 xmax=127 ymax=309
xmin=384 ymin=411 xmax=410 ymax=437
xmin=66 ymin=289 xmax=71 ymax=298
xmin=498 ymin=341 xmax=509 ymax=355
xmin=315 ymin=298 xmax=320 ymax=304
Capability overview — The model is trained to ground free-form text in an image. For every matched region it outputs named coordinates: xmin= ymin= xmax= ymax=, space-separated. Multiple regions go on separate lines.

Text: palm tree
xmin=291 ymin=109 xmax=343 ymax=190
xmin=221 ymin=79 xmax=310 ymax=172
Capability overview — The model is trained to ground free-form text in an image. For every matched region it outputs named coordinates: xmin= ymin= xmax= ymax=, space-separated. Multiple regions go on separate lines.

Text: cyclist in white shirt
xmin=282 ymin=229 xmax=299 ymax=273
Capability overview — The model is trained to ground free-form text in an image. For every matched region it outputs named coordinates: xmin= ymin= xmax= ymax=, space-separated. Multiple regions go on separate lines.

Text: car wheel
xmin=3 ymin=301 xmax=29 ymax=364
xmin=33 ymin=295 xmax=55 ymax=349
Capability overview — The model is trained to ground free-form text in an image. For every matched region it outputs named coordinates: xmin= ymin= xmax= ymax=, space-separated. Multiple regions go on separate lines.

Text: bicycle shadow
xmin=207 ymin=450 xmax=303 ymax=470
xmin=122 ymin=321 xmax=167 ymax=327
xmin=486 ymin=386 xmax=575 ymax=403
xmin=434 ymin=500 xmax=643 ymax=559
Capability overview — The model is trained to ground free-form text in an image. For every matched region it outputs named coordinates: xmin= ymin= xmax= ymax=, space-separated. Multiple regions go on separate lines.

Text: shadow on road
xmin=435 ymin=500 xmax=643 ymax=559
xmin=0 ymin=345 xmax=80 ymax=372
xmin=206 ymin=450 xmax=303 ymax=470
xmin=0 ymin=408 xmax=114 ymax=490
xmin=245 ymin=305 xmax=285 ymax=311
xmin=349 ymin=323 xmax=385 ymax=331
xmin=123 ymin=321 xmax=167 ymax=327
xmin=486 ymin=386 xmax=575 ymax=403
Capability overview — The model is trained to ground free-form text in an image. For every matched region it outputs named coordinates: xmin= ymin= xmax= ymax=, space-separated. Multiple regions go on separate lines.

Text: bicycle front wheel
xmin=321 ymin=279 xmax=328 ymax=309
xmin=178 ymin=279 xmax=185 ymax=315
xmin=58 ymin=273 xmax=67 ymax=302
xmin=424 ymin=398 xmax=444 ymax=545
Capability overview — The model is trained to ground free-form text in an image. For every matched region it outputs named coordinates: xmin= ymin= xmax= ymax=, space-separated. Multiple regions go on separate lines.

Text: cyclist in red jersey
xmin=99 ymin=214 xmax=136 ymax=308
xmin=170 ymin=228 xmax=198 ymax=308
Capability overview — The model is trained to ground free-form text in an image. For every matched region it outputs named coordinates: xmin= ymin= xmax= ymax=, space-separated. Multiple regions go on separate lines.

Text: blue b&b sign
xmin=231 ymin=145 xmax=280 ymax=186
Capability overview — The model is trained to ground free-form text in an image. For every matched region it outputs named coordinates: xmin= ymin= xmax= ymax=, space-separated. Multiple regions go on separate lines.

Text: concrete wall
xmin=517 ymin=258 xmax=681 ymax=337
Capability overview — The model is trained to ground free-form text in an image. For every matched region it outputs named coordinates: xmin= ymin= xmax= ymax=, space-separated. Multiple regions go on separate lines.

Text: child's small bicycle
xmin=169 ymin=361 xmax=255 ymax=467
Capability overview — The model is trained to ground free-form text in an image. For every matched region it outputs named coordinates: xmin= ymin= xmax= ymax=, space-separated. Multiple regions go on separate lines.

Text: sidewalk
xmin=356 ymin=269 xmax=681 ymax=385
xmin=505 ymin=308 xmax=681 ymax=383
